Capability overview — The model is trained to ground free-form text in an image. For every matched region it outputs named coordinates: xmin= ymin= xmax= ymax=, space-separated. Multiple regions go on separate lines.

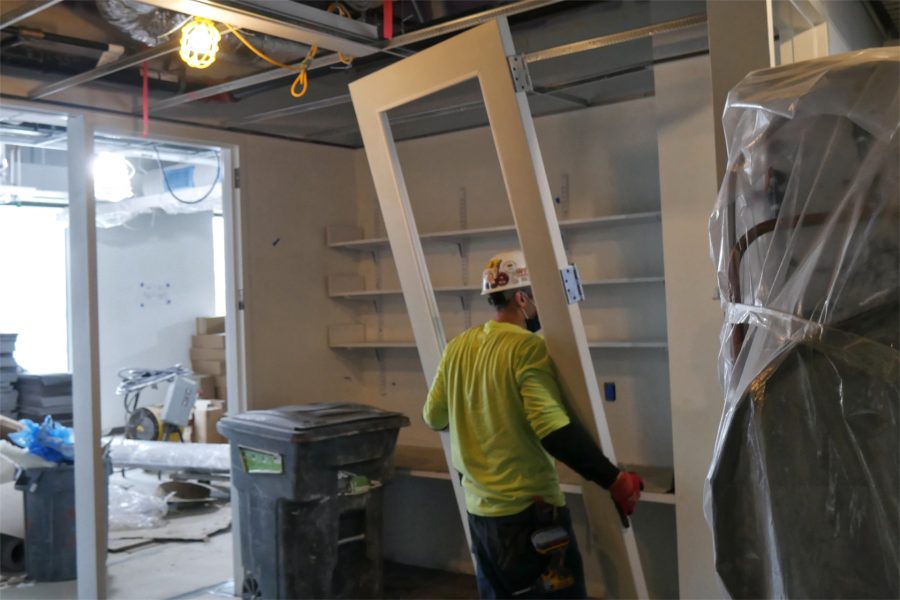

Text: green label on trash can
xmin=239 ymin=447 xmax=283 ymax=474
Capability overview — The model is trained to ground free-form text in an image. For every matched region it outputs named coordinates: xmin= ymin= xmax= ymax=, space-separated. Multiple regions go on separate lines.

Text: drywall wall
xmin=236 ymin=134 xmax=362 ymax=409
xmin=96 ymin=211 xmax=215 ymax=431
xmin=654 ymin=52 xmax=724 ymax=598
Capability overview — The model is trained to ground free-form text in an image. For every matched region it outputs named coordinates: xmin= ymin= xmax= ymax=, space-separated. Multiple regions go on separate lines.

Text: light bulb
xmin=179 ymin=17 xmax=221 ymax=69
xmin=93 ymin=152 xmax=135 ymax=203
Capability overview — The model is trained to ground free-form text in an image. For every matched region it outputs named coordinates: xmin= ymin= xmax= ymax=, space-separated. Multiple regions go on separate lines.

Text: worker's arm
xmin=422 ymin=353 xmax=449 ymax=431
xmin=516 ymin=337 xmax=622 ymax=489
xmin=540 ymin=422 xmax=619 ymax=488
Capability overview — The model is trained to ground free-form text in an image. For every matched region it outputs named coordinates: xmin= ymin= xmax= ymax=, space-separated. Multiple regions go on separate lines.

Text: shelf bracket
xmin=558 ymin=171 xmax=570 ymax=217
xmin=374 ymin=297 xmax=385 ymax=342
xmin=459 ymin=186 xmax=470 ymax=287
xmin=370 ymin=248 xmax=384 ymax=291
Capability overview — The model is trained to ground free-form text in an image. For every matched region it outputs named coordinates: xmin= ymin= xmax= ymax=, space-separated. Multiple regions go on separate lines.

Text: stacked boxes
xmin=192 ymin=399 xmax=227 ymax=443
xmin=17 ymin=374 xmax=73 ymax=426
xmin=0 ymin=334 xmax=19 ymax=418
xmin=191 ymin=316 xmax=227 ymax=443
xmin=191 ymin=316 xmax=226 ymax=400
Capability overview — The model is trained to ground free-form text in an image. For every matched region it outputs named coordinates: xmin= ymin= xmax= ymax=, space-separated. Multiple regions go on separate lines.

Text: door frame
xmin=349 ymin=17 xmax=647 ymax=598
xmin=0 ymin=100 xmax=249 ymax=597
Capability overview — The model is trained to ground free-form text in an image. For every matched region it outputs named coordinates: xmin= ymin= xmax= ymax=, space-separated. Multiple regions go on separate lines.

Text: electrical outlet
xmin=603 ymin=382 xmax=616 ymax=401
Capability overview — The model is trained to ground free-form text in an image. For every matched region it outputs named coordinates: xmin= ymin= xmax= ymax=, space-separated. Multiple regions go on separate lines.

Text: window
xmin=0 ymin=206 xmax=70 ymax=373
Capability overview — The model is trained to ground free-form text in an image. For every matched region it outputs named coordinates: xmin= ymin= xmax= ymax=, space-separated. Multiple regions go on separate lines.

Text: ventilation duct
xmin=95 ymin=0 xmax=189 ymax=46
xmin=95 ymin=0 xmax=312 ymax=64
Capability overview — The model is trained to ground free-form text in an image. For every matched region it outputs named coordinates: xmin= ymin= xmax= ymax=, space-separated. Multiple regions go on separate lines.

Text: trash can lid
xmin=218 ymin=403 xmax=409 ymax=443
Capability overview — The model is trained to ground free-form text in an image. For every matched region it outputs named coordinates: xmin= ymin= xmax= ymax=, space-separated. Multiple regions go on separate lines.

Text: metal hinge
xmin=560 ymin=264 xmax=584 ymax=304
xmin=233 ymin=167 xmax=240 ymax=189
xmin=507 ymin=54 xmax=533 ymax=93
xmin=238 ymin=288 xmax=245 ymax=311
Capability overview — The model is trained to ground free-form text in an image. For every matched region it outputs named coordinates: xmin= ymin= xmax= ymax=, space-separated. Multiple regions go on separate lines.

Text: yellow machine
xmin=125 ymin=406 xmax=184 ymax=442
xmin=119 ymin=367 xmax=197 ymax=443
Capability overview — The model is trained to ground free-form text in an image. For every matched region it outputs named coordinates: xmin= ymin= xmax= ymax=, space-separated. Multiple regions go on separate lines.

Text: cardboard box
xmin=194 ymin=374 xmax=216 ymax=399
xmin=196 ymin=317 xmax=225 ymax=335
xmin=214 ymin=375 xmax=227 ymax=400
xmin=190 ymin=347 xmax=226 ymax=362
xmin=192 ymin=334 xmax=225 ymax=349
xmin=192 ymin=400 xmax=226 ymax=444
xmin=192 ymin=360 xmax=225 ymax=375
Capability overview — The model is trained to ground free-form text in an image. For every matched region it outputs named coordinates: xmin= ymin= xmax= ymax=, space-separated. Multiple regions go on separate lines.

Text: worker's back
xmin=424 ymin=320 xmax=570 ymax=517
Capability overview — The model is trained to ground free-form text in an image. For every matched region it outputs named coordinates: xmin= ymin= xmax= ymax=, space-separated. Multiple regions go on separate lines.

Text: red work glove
xmin=610 ymin=471 xmax=643 ymax=517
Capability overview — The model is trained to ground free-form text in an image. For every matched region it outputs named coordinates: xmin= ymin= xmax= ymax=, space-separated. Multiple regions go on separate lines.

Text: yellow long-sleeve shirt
xmin=423 ymin=320 xmax=570 ymax=517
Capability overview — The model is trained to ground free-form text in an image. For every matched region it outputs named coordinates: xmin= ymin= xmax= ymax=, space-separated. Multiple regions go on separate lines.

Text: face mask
xmin=521 ymin=297 xmax=541 ymax=333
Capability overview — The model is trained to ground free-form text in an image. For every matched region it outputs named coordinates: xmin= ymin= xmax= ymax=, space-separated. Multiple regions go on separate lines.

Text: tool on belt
xmin=531 ymin=525 xmax=575 ymax=593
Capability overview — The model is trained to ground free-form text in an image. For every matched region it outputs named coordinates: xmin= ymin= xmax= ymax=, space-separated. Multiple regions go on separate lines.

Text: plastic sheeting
xmin=108 ymin=484 xmax=168 ymax=531
xmin=707 ymin=49 xmax=899 ymax=599
xmin=106 ymin=438 xmax=230 ymax=473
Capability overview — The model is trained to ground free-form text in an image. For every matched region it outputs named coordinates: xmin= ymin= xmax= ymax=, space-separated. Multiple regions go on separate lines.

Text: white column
xmin=67 ymin=115 xmax=107 ymax=598
xmin=707 ymin=0 xmax=775 ymax=181
xmin=220 ymin=146 xmax=247 ymax=591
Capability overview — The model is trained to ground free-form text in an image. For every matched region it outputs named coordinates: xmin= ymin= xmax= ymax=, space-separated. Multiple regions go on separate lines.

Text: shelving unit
xmin=325 ymin=201 xmax=673 ymax=477
xmin=326 ymin=211 xmax=662 ymax=251
xmin=327 ymin=274 xmax=665 ymax=300
xmin=329 ymin=324 xmax=667 ymax=350
xmin=328 ymin=330 xmax=667 ymax=351
xmin=392 ymin=445 xmax=676 ymax=504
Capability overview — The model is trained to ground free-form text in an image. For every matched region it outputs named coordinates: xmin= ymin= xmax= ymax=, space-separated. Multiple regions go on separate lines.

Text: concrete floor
xmin=384 ymin=562 xmax=478 ymax=599
xmin=2 ymin=464 xmax=477 ymax=600
xmin=1 ymin=532 xmax=478 ymax=599
xmin=1 ymin=530 xmax=234 ymax=600
xmin=3 ymin=551 xmax=477 ymax=599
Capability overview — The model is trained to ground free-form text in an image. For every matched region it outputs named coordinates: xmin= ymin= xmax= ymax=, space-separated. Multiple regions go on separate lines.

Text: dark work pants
xmin=467 ymin=504 xmax=587 ymax=599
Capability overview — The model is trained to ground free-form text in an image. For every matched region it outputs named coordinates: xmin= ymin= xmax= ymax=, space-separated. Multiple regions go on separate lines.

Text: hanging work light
xmin=179 ymin=17 xmax=221 ymax=69
xmin=93 ymin=152 xmax=135 ymax=202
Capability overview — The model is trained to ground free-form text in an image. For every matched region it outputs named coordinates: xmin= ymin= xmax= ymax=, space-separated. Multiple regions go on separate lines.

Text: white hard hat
xmin=481 ymin=250 xmax=531 ymax=295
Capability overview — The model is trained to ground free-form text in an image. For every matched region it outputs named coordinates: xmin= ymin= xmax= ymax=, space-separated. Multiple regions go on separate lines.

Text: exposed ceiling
xmin=868 ymin=0 xmax=900 ymax=39
xmin=0 ymin=1 xmax=717 ymax=147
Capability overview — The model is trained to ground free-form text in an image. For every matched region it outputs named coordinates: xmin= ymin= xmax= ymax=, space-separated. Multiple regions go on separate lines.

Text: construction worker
xmin=423 ymin=250 xmax=643 ymax=599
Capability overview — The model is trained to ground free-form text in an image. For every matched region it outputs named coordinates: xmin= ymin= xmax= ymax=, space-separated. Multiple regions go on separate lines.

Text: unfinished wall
xmin=237 ymin=135 xmax=362 ymax=409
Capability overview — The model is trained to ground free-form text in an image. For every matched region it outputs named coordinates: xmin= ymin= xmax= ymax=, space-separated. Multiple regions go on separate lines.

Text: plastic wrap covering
xmin=106 ymin=439 xmax=230 ymax=473
xmin=707 ymin=49 xmax=899 ymax=599
xmin=108 ymin=484 xmax=168 ymax=531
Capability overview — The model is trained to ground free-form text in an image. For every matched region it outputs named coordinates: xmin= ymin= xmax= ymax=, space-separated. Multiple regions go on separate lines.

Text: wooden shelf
xmin=330 ymin=322 xmax=665 ymax=350
xmin=326 ymin=211 xmax=662 ymax=251
xmin=328 ymin=275 xmax=665 ymax=301
xmin=588 ymin=341 xmax=668 ymax=349
xmin=331 ymin=341 xmax=418 ymax=349
xmin=330 ymin=340 xmax=667 ymax=351
xmin=392 ymin=445 xmax=675 ymax=505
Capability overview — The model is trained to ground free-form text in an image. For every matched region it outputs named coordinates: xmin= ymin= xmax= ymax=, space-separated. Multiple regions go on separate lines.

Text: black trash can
xmin=218 ymin=403 xmax=409 ymax=600
xmin=14 ymin=461 xmax=109 ymax=582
